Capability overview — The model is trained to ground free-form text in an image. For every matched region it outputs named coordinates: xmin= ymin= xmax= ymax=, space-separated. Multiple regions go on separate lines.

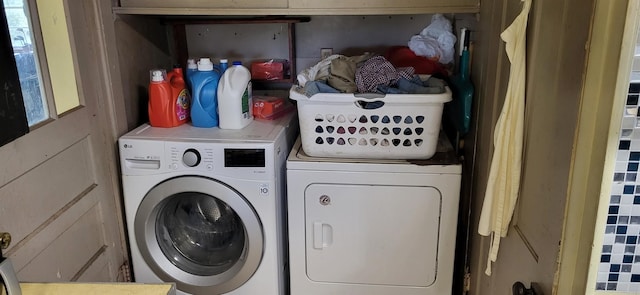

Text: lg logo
xmin=123 ymin=144 xmax=133 ymax=148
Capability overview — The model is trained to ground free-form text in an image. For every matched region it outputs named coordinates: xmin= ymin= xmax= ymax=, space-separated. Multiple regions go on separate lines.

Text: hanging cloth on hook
xmin=477 ymin=0 xmax=532 ymax=276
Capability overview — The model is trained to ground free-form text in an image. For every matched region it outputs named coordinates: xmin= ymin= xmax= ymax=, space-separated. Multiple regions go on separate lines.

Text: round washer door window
xmin=135 ymin=176 xmax=264 ymax=294
xmin=156 ymin=192 xmax=245 ymax=275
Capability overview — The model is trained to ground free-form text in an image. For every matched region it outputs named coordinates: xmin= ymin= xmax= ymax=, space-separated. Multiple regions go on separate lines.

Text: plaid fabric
xmin=355 ymin=56 xmax=415 ymax=93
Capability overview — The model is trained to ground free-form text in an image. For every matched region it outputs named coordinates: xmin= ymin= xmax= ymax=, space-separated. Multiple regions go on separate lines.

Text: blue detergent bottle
xmin=190 ymin=58 xmax=221 ymax=127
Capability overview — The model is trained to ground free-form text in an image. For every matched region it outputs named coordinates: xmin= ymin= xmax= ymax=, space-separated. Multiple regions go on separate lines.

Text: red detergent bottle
xmin=148 ymin=67 xmax=191 ymax=127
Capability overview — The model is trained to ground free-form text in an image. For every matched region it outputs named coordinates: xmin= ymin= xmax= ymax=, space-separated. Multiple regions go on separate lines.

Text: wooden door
xmin=466 ymin=0 xmax=595 ymax=294
xmin=0 ymin=0 xmax=127 ymax=283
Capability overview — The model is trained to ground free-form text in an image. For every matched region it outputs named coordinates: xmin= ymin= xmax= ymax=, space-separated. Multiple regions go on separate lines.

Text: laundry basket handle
xmin=354 ymin=100 xmax=385 ymax=110
xmin=354 ymin=93 xmax=385 ymax=99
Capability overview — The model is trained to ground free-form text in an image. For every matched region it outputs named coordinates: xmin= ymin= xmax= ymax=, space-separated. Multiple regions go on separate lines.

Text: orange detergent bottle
xmin=148 ymin=67 xmax=191 ymax=127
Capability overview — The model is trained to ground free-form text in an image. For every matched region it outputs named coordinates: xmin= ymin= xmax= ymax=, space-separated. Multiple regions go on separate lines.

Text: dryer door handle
xmin=313 ymin=222 xmax=333 ymax=249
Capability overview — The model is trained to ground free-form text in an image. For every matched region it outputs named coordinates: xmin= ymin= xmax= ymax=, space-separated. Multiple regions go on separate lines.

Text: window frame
xmin=20 ymin=0 xmax=57 ymax=128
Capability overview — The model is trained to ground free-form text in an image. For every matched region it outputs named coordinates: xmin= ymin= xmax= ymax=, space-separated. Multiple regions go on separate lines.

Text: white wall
xmin=184 ymin=14 xmax=477 ymax=77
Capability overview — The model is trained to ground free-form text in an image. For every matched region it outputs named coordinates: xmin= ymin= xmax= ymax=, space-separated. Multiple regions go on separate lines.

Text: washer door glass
xmin=156 ymin=192 xmax=245 ymax=276
xmin=135 ymin=176 xmax=264 ymax=294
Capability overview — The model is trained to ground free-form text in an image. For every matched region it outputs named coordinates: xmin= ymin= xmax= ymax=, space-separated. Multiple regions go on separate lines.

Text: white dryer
xmin=118 ymin=113 xmax=296 ymax=295
xmin=286 ymin=135 xmax=461 ymax=295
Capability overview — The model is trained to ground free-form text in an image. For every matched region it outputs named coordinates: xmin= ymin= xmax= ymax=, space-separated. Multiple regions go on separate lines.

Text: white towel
xmin=477 ymin=0 xmax=532 ymax=276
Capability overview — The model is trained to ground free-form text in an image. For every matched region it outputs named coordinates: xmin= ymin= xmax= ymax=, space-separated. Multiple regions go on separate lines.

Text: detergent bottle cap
xmin=232 ymin=61 xmax=242 ymax=66
xmin=198 ymin=58 xmax=214 ymax=71
xmin=187 ymin=59 xmax=197 ymax=69
xmin=150 ymin=69 xmax=166 ymax=82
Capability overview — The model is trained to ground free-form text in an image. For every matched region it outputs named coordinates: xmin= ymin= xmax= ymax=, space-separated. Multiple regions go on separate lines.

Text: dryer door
xmin=305 ymin=183 xmax=441 ymax=287
xmin=135 ymin=176 xmax=263 ymax=294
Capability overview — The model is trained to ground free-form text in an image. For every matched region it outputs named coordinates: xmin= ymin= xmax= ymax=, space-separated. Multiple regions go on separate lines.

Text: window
xmin=3 ymin=0 xmax=48 ymax=126
xmin=0 ymin=0 xmax=82 ymax=146
xmin=0 ymin=0 xmax=28 ymax=146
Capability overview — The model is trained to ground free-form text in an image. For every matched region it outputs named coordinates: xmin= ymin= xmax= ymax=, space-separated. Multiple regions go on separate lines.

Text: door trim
xmin=561 ymin=0 xmax=638 ymax=294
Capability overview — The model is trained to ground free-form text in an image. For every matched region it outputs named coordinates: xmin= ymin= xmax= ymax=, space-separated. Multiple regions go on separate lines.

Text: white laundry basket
xmin=290 ymin=86 xmax=452 ymax=159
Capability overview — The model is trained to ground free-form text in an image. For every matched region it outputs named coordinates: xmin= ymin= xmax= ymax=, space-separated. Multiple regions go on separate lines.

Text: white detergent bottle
xmin=217 ymin=61 xmax=253 ymax=129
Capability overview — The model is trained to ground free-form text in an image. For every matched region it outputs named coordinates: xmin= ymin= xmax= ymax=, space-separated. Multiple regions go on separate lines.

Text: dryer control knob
xmin=182 ymin=149 xmax=201 ymax=167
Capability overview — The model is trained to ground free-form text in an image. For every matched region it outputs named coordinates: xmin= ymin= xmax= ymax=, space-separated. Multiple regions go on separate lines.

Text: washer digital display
xmin=224 ymin=149 xmax=265 ymax=167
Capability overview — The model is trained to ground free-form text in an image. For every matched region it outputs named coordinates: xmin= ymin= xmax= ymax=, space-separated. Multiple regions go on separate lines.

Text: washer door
xmin=135 ymin=176 xmax=263 ymax=294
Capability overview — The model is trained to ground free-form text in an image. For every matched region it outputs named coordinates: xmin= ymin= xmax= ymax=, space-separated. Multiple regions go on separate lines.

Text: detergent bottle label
xmin=241 ymin=82 xmax=252 ymax=119
xmin=176 ymin=89 xmax=190 ymax=121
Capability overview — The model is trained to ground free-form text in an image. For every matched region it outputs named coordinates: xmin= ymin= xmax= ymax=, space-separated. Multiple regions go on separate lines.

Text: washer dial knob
xmin=182 ymin=149 xmax=201 ymax=167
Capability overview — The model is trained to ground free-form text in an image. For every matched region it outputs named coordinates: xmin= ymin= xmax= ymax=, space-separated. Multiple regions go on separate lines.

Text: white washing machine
xmin=118 ymin=113 xmax=297 ymax=295
xmin=286 ymin=135 xmax=461 ymax=295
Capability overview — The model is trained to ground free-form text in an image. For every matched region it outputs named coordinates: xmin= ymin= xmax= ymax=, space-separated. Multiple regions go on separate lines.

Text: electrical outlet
xmin=321 ymin=48 xmax=333 ymax=60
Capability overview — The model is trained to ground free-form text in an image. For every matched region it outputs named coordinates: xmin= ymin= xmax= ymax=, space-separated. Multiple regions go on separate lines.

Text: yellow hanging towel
xmin=477 ymin=0 xmax=532 ymax=276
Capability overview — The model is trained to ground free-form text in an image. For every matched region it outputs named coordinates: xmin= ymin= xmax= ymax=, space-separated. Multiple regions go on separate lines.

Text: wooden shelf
xmin=165 ymin=16 xmax=309 ymax=25
xmin=112 ymin=7 xmax=481 ymax=16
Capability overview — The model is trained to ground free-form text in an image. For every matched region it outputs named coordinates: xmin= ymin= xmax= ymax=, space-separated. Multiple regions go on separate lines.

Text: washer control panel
xmin=119 ymin=138 xmax=273 ymax=180
xmin=169 ymin=144 xmax=215 ymax=171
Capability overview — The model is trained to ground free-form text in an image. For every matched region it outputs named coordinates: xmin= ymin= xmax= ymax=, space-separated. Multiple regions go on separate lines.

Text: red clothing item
xmin=384 ymin=46 xmax=449 ymax=77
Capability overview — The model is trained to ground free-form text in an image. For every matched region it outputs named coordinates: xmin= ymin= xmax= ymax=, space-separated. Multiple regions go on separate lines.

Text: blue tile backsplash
xmin=597 ymin=81 xmax=640 ymax=292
